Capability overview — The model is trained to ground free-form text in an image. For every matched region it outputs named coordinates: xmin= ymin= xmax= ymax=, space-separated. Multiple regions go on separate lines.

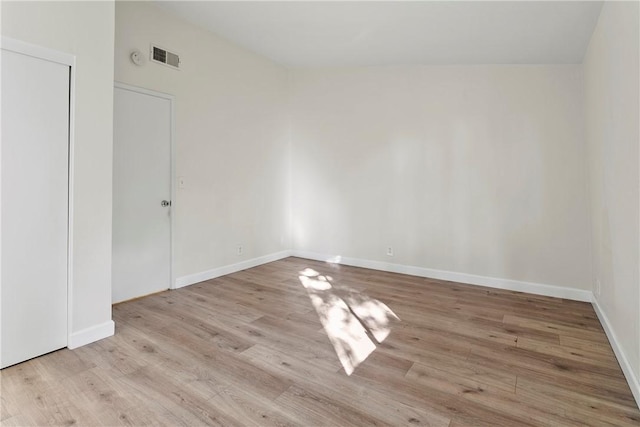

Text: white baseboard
xmin=592 ymin=296 xmax=640 ymax=408
xmin=174 ymin=250 xmax=292 ymax=289
xmin=68 ymin=320 xmax=115 ymax=349
xmin=291 ymin=250 xmax=592 ymax=302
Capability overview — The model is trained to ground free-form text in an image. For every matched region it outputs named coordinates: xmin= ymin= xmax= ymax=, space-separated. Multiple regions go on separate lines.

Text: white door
xmin=112 ymin=85 xmax=172 ymax=303
xmin=1 ymin=48 xmax=70 ymax=368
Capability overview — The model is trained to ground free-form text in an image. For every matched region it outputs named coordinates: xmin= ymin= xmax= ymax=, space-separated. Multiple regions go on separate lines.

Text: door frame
xmin=113 ymin=82 xmax=176 ymax=291
xmin=1 ymin=36 xmax=76 ymax=347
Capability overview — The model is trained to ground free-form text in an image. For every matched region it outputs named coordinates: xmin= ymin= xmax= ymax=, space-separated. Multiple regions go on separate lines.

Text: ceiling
xmin=156 ymin=1 xmax=603 ymax=68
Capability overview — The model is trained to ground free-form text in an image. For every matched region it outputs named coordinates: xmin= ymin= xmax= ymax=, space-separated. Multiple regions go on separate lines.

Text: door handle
xmin=161 ymin=200 xmax=171 ymax=207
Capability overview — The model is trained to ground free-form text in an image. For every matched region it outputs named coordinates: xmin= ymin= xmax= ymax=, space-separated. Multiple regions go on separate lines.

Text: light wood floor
xmin=2 ymin=257 xmax=639 ymax=426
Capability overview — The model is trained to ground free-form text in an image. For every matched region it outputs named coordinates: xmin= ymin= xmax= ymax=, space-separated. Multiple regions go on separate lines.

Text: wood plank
xmin=517 ymin=336 xmax=618 ymax=366
xmin=242 ymin=345 xmax=452 ymax=427
xmin=503 ymin=314 xmax=609 ymax=343
xmin=516 ymin=375 xmax=640 ymax=419
xmin=274 ymin=384 xmax=389 ymax=426
xmin=205 ymin=385 xmax=301 ymax=427
xmin=405 ymin=362 xmax=585 ymax=427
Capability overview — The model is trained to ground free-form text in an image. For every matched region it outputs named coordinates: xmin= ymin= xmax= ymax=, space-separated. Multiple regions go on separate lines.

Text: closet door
xmin=1 ymin=47 xmax=70 ymax=368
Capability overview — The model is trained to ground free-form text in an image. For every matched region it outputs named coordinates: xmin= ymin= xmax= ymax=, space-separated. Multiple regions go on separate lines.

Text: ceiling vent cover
xmin=150 ymin=44 xmax=180 ymax=70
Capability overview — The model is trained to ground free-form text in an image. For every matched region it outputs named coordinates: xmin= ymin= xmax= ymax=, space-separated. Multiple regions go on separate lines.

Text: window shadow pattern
xmin=298 ymin=268 xmax=400 ymax=375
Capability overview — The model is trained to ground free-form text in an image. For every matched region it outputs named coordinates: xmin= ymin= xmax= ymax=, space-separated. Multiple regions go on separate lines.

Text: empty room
xmin=1 ymin=0 xmax=639 ymax=425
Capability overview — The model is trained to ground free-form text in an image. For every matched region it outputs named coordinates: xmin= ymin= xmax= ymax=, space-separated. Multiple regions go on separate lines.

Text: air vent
xmin=150 ymin=44 xmax=180 ymax=70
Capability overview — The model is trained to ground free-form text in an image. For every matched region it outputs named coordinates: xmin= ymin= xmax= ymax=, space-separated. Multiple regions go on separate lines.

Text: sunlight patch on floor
xmin=299 ymin=268 xmax=400 ymax=375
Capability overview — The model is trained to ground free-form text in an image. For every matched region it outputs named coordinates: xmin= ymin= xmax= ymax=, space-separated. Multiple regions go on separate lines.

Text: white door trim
xmin=1 ymin=37 xmax=74 ymax=66
xmin=113 ymin=82 xmax=176 ymax=291
xmin=1 ymin=36 xmax=76 ymax=348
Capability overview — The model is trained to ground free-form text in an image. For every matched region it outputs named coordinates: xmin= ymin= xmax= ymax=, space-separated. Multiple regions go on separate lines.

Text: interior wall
xmin=1 ymin=1 xmax=115 ymax=336
xmin=114 ymin=2 xmax=290 ymax=281
xmin=584 ymin=1 xmax=640 ymax=383
xmin=290 ymin=65 xmax=591 ymax=291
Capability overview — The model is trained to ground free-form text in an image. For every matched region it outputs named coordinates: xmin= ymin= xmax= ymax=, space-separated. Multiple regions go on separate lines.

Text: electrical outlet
xmin=178 ymin=176 xmax=185 ymax=189
xmin=595 ymin=279 xmax=601 ymax=295
xmin=237 ymin=245 xmax=243 ymax=256
xmin=386 ymin=247 xmax=394 ymax=257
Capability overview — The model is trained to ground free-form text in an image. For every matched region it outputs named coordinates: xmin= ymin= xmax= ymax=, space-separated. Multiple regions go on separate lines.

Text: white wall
xmin=114 ymin=2 xmax=290 ymax=283
xmin=584 ymin=1 xmax=640 ymax=391
xmin=290 ymin=65 xmax=591 ymax=292
xmin=1 ymin=2 xmax=115 ymax=342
